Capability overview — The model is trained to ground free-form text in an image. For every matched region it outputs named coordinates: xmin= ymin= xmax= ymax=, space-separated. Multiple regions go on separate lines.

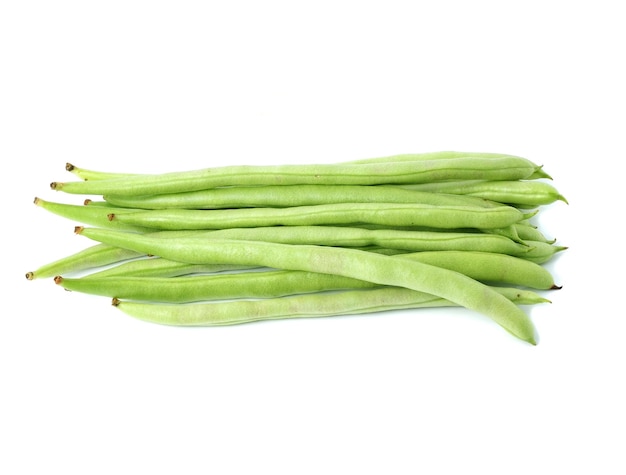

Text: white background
xmin=2 ymin=1 xmax=624 ymax=474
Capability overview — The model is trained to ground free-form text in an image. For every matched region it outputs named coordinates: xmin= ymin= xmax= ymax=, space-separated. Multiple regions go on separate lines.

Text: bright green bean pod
xmin=111 ymin=285 xmax=549 ymax=327
xmin=76 ymin=227 xmax=538 ymax=344
xmin=66 ymin=154 xmax=514 ymax=181
xmin=51 ymin=156 xmax=541 ymax=196
xmin=26 ymin=243 xmax=143 ymax=280
xmin=34 ymin=198 xmax=152 ymax=232
xmin=56 ymin=269 xmax=378 ymax=301
xmin=103 ymin=185 xmax=502 ymax=210
xmin=401 ymin=251 xmax=559 ymax=289
xmin=57 ymin=250 xmax=558 ymax=301
xmin=399 ymin=180 xmax=567 ymax=206
xmin=142 ymin=225 xmax=533 ymax=257
xmin=109 ymin=203 xmax=529 ymax=231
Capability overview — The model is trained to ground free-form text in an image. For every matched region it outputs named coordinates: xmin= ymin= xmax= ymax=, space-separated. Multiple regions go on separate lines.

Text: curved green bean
xmin=52 ymin=156 xmax=541 ymax=196
xmin=56 ymin=250 xmax=558 ymax=302
xmin=111 ymin=285 xmax=549 ymax=327
xmin=75 ymin=227 xmax=538 ymax=344
xmin=109 ymin=203 xmax=529 ymax=231
xmin=26 ymin=243 xmax=143 ymax=280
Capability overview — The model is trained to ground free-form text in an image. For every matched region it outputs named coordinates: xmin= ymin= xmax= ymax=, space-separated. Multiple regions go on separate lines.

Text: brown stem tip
xmin=54 ymin=275 xmax=63 ymax=284
xmin=112 ymin=298 xmax=120 ymax=307
xmin=66 ymin=163 xmax=75 ymax=172
xmin=107 ymin=213 xmax=115 ymax=221
xmin=34 ymin=197 xmax=42 ymax=205
xmin=550 ymin=284 xmax=563 ymax=290
xmin=25 ymin=272 xmax=35 ymax=280
xmin=50 ymin=182 xmax=62 ymax=190
xmin=74 ymin=226 xmax=84 ymax=234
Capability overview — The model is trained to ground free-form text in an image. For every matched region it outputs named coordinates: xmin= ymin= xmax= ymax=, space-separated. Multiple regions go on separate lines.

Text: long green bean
xmin=108 ymin=202 xmax=530 ymax=231
xmin=111 ymin=286 xmax=549 ymax=327
xmin=51 ymin=156 xmax=541 ymax=196
xmin=56 ymin=250 xmax=558 ymax=302
xmin=103 ymin=185 xmax=503 ymax=210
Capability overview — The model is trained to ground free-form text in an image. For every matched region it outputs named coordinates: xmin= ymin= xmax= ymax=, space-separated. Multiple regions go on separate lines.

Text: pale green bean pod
xmin=111 ymin=286 xmax=549 ymax=327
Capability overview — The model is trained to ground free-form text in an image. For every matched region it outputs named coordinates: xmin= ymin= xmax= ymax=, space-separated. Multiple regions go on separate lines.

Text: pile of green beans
xmin=28 ymin=151 xmax=567 ymax=344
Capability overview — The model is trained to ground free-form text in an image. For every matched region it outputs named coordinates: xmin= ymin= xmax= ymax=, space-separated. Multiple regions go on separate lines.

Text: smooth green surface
xmin=112 ymin=285 xmax=549 ymax=326
xmin=53 ymin=156 xmax=540 ymax=196
xmin=109 ymin=202 xmax=527 ymax=231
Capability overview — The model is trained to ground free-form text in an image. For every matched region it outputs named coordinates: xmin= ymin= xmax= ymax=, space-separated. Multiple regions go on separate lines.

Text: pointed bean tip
xmin=550 ymin=284 xmax=562 ymax=290
xmin=559 ymin=195 xmax=569 ymax=205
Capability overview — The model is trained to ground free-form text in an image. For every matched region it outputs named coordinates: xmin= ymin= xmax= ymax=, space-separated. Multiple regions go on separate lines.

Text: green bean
xmin=26 ymin=243 xmax=143 ymax=280
xmin=67 ymin=153 xmax=512 ymax=181
xmin=66 ymin=163 xmax=135 ymax=181
xmin=111 ymin=285 xmax=549 ymax=327
xmin=75 ymin=227 xmax=538 ymax=344
xmin=402 ymin=251 xmax=559 ymax=289
xmin=34 ymin=198 xmax=152 ymax=232
xmin=103 ymin=185 xmax=503 ymax=210
xmin=83 ymin=245 xmax=406 ymax=279
xmin=56 ymin=250 xmax=558 ymax=301
xmin=108 ymin=203 xmax=530 ymax=231
xmin=56 ymin=269 xmax=377 ymax=301
xmin=140 ymin=225 xmax=534 ymax=256
xmin=399 ymin=180 xmax=567 ymax=207
xmin=83 ymin=256 xmax=258 ymax=279
xmin=51 ymin=156 xmax=541 ymax=196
